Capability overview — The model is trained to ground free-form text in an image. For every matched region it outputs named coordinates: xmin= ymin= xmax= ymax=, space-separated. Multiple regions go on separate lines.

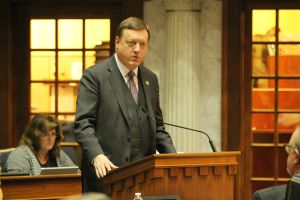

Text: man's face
xmin=115 ymin=28 xmax=149 ymax=71
xmin=286 ymin=147 xmax=296 ymax=175
xmin=286 ymin=132 xmax=300 ymax=175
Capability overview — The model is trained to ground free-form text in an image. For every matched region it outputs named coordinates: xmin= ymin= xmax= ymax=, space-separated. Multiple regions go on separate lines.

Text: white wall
xmin=143 ymin=0 xmax=222 ymax=152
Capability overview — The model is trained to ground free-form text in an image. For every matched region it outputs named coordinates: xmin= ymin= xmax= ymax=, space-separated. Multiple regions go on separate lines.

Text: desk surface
xmin=0 ymin=174 xmax=82 ymax=200
xmin=0 ymin=173 xmax=80 ymax=180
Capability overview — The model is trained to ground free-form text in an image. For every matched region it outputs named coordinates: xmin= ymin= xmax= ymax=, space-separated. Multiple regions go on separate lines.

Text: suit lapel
xmin=108 ymin=57 xmax=131 ymax=125
xmin=107 ymin=58 xmax=156 ymax=132
xmin=139 ymin=67 xmax=156 ymax=132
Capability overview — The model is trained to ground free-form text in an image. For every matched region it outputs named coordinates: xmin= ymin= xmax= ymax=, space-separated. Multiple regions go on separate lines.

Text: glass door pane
xmin=30 ymin=20 xmax=55 ymax=49
xmin=58 ymin=19 xmax=83 ymax=49
xmin=31 ymin=51 xmax=55 ymax=80
xmin=30 ymin=18 xmax=111 ymax=118
xmin=279 ymin=10 xmax=300 ymax=42
xmin=31 ymin=83 xmax=55 ymax=113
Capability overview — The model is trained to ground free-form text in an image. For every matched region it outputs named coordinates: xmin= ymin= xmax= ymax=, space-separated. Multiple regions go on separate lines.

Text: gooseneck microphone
xmin=142 ymin=108 xmax=217 ymax=152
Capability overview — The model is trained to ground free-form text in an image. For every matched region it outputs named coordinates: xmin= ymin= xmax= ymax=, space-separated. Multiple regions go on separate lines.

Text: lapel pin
xmin=146 ymin=81 xmax=150 ymax=85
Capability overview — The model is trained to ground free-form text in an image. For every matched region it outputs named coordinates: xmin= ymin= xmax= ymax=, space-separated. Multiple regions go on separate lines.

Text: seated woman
xmin=5 ymin=114 xmax=76 ymax=175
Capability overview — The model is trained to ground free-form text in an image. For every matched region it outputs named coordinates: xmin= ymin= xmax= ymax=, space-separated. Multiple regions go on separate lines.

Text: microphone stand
xmin=163 ymin=122 xmax=217 ymax=152
xmin=142 ymin=108 xmax=217 ymax=152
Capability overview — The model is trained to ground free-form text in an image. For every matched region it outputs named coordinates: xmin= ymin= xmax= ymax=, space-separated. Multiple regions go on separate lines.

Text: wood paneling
xmin=222 ymin=0 xmax=245 ymax=198
xmin=0 ymin=0 xmax=13 ymax=148
xmin=221 ymin=0 xmax=244 ymax=151
xmin=104 ymin=152 xmax=241 ymax=200
xmin=1 ymin=174 xmax=81 ymax=199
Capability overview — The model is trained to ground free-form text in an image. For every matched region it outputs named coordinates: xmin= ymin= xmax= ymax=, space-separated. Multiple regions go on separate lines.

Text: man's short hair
xmin=115 ymin=17 xmax=150 ymax=41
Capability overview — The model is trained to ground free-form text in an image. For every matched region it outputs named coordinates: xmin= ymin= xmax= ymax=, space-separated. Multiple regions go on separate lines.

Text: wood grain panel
xmin=104 ymin=152 xmax=240 ymax=200
xmin=1 ymin=174 xmax=81 ymax=199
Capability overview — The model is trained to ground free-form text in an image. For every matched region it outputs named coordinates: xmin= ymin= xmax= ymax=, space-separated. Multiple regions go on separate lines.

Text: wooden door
xmin=245 ymin=4 xmax=300 ymax=197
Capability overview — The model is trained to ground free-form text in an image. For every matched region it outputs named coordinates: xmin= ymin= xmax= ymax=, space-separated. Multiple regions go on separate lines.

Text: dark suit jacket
xmin=74 ymin=55 xmax=176 ymax=191
xmin=252 ymin=184 xmax=287 ymax=200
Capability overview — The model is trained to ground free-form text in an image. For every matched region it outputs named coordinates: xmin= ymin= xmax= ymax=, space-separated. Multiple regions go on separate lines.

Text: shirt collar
xmin=114 ymin=54 xmax=139 ymax=78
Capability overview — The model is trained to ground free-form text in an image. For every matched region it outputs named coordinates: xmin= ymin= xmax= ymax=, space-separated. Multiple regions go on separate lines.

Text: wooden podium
xmin=104 ymin=151 xmax=241 ymax=200
xmin=0 ymin=174 xmax=81 ymax=199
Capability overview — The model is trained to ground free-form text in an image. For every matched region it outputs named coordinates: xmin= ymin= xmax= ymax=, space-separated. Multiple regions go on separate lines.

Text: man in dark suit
xmin=74 ymin=17 xmax=176 ymax=192
xmin=252 ymin=184 xmax=286 ymax=200
xmin=252 ymin=126 xmax=300 ymax=200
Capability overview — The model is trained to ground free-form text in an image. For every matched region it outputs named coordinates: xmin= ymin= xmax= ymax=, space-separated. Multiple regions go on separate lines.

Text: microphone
xmin=142 ymin=108 xmax=217 ymax=152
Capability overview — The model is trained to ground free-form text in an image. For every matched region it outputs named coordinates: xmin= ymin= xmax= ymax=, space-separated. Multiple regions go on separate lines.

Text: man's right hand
xmin=93 ymin=154 xmax=118 ymax=178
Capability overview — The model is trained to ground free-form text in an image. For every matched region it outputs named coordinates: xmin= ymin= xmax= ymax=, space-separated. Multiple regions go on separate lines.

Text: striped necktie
xmin=127 ymin=71 xmax=138 ymax=104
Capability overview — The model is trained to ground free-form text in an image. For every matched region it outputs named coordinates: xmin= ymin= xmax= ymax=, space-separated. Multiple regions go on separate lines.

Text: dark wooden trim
xmin=12 ymin=5 xmax=31 ymax=145
xmin=0 ymin=0 xmax=13 ymax=148
xmin=221 ymin=0 xmax=228 ymax=151
xmin=0 ymin=0 xmax=7 ymax=148
xmin=221 ymin=0 xmax=244 ymax=151
xmin=243 ymin=4 xmax=253 ymax=199
xmin=222 ymin=0 xmax=246 ymax=199
xmin=122 ymin=0 xmax=144 ymax=19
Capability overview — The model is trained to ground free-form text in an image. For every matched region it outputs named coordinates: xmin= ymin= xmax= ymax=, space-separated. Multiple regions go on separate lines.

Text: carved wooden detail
xmin=104 ymin=152 xmax=240 ymax=200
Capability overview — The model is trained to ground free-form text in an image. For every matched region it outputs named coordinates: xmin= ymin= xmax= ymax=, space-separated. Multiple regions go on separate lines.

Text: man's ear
xmin=115 ymin=36 xmax=121 ymax=52
xmin=294 ymin=148 xmax=300 ymax=164
xmin=115 ymin=36 xmax=120 ymax=44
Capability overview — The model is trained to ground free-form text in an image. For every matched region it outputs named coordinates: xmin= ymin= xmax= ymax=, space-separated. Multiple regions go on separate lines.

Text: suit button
xmin=127 ymin=136 xmax=131 ymax=142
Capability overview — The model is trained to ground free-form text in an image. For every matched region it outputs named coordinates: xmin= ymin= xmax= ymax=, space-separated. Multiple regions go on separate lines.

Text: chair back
xmin=0 ymin=148 xmax=15 ymax=172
